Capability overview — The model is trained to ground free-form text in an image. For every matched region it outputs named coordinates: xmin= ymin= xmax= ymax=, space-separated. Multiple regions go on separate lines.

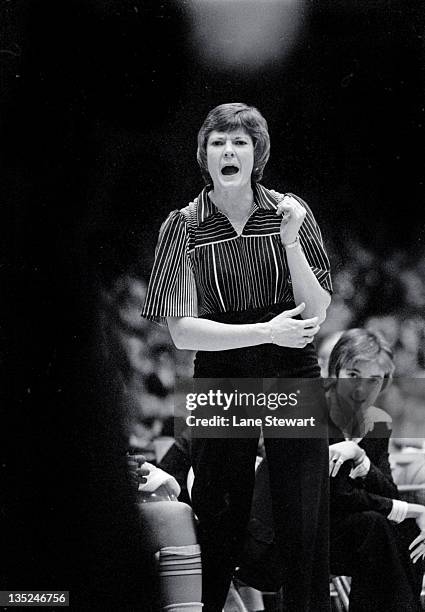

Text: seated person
xmin=160 ymin=329 xmax=425 ymax=612
xmin=327 ymin=329 xmax=425 ymax=612
xmin=127 ymin=455 xmax=202 ymax=612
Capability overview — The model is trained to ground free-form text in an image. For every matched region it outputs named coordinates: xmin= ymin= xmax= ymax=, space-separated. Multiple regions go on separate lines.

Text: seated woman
xmin=127 ymin=455 xmax=202 ymax=612
xmin=327 ymin=329 xmax=425 ymax=612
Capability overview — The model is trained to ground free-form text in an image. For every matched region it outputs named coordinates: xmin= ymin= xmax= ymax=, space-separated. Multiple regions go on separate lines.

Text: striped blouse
xmin=142 ymin=183 xmax=332 ymax=325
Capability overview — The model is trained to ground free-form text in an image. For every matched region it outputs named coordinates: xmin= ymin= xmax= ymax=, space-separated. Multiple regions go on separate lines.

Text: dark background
xmin=1 ymin=1 xmax=424 ymax=608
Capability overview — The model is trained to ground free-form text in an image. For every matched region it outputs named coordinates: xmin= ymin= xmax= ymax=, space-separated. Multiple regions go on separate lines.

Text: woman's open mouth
xmin=221 ymin=165 xmax=239 ymax=175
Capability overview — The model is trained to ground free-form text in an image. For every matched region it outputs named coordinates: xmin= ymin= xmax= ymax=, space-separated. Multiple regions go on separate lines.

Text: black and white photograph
xmin=2 ymin=1 xmax=425 ymax=610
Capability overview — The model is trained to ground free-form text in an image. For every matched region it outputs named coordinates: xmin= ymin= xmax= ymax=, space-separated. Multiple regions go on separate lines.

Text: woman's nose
xmin=223 ymin=141 xmax=235 ymax=156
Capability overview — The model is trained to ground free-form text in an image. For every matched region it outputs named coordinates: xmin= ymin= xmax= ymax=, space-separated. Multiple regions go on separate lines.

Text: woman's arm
xmin=285 ymin=244 xmax=331 ymax=323
xmin=330 ymin=461 xmax=394 ymax=516
xmin=277 ymin=195 xmax=331 ymax=322
xmin=329 ymin=433 xmax=399 ymax=497
xmin=361 ymin=436 xmax=399 ymax=498
xmin=168 ymin=316 xmax=269 ymax=351
xmin=167 ymin=303 xmax=320 ymax=351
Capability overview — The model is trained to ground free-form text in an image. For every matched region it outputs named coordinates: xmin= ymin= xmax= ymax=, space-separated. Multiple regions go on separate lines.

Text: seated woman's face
xmin=206 ymin=129 xmax=254 ymax=190
xmin=335 ymin=358 xmax=387 ymax=412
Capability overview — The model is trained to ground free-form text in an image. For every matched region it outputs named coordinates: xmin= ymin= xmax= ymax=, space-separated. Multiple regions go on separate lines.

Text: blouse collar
xmin=196 ymin=183 xmax=279 ymax=226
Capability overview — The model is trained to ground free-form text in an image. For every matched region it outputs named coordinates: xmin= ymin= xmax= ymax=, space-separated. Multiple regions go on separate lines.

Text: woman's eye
xmin=210 ymin=140 xmax=223 ymax=146
xmin=234 ymin=140 xmax=247 ymax=145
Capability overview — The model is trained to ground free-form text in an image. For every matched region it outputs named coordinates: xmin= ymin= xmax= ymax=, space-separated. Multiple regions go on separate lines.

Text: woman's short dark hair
xmin=197 ymin=102 xmax=270 ymax=184
xmin=328 ymin=328 xmax=395 ymax=390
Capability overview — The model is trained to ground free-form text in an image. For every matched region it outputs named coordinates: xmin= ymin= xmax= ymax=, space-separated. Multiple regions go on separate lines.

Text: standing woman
xmin=142 ymin=103 xmax=332 ymax=611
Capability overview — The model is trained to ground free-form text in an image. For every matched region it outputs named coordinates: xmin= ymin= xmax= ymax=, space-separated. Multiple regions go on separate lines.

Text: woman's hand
xmin=268 ymin=302 xmax=320 ymax=348
xmin=412 ymin=505 xmax=425 ymax=531
xmin=127 ymin=454 xmax=149 ymax=492
xmin=276 ymin=194 xmax=307 ymax=245
xmin=329 ymin=441 xmax=364 ymax=477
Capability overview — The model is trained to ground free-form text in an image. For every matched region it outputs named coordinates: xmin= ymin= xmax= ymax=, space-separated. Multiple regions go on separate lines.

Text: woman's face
xmin=335 ymin=358 xmax=386 ymax=413
xmin=206 ymin=129 xmax=254 ymax=190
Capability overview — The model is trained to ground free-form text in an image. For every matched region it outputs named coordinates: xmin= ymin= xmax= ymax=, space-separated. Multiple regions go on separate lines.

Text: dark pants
xmin=331 ymin=512 xmax=423 ymax=612
xmin=191 ymin=436 xmax=330 ymax=612
xmin=191 ymin=313 xmax=330 ymax=612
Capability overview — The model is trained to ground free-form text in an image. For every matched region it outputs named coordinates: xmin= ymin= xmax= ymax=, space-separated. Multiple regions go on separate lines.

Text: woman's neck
xmin=209 ymin=184 xmax=254 ymax=220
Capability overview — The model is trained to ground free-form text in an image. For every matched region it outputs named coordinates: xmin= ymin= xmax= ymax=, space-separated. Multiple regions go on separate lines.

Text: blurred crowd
xmin=100 ymin=275 xmax=195 ymax=458
xmin=100 ymin=240 xmax=425 ymax=455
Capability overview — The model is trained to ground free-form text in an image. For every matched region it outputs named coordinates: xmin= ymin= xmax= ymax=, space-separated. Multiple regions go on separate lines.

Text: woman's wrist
xmin=354 ymin=448 xmax=367 ymax=466
xmin=282 ymin=235 xmax=300 ymax=249
xmin=406 ymin=503 xmax=425 ymax=519
xmin=258 ymin=321 xmax=274 ymax=345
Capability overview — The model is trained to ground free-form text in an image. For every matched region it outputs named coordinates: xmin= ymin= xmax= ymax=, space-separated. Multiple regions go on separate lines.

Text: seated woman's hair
xmin=328 ymin=328 xmax=395 ymax=388
xmin=197 ymin=102 xmax=270 ymax=184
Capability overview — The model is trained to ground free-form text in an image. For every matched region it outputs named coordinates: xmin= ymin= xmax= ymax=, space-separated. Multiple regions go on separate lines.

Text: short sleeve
xmin=293 ymin=195 xmax=333 ymax=294
xmin=141 ymin=210 xmax=198 ymax=325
